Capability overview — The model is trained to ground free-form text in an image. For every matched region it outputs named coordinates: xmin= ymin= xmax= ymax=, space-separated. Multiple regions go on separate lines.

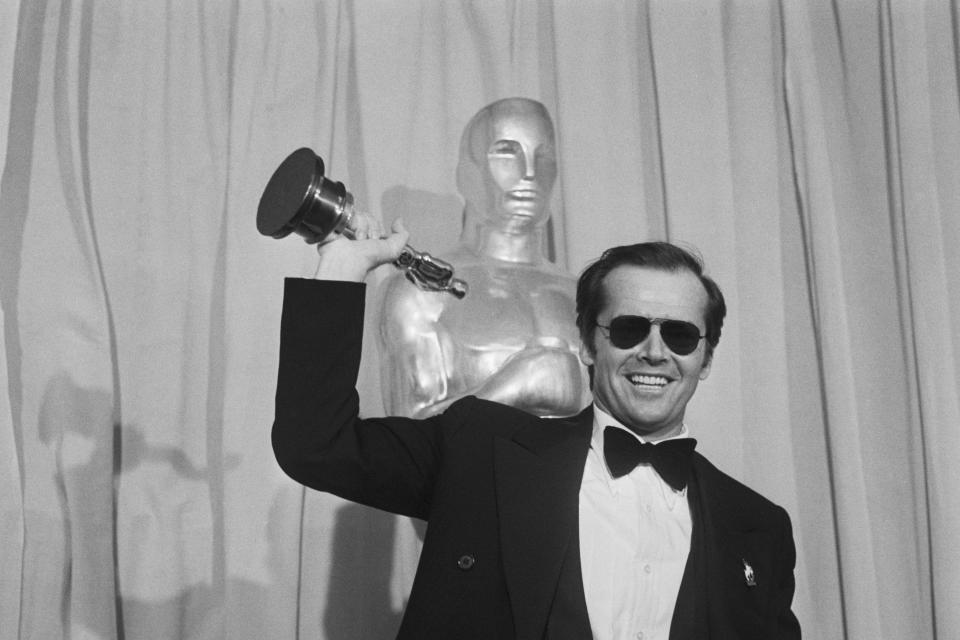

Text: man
xmin=271 ymin=219 xmax=801 ymax=639
xmin=378 ymin=97 xmax=588 ymax=419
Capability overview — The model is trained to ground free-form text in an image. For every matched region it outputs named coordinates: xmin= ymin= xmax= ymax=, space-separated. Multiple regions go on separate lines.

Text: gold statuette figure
xmin=378 ymin=98 xmax=588 ymax=418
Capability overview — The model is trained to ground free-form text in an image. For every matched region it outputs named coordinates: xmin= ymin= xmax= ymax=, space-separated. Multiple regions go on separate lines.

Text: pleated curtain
xmin=1 ymin=1 xmax=958 ymax=638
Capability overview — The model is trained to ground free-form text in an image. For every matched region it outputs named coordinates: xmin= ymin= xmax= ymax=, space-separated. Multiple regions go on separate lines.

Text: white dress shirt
xmin=579 ymin=405 xmax=693 ymax=640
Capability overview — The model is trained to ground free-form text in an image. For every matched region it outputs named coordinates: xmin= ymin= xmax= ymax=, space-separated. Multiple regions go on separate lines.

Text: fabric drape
xmin=1 ymin=1 xmax=957 ymax=638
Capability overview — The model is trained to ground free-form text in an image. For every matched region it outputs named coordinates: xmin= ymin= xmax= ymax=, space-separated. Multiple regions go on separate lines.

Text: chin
xmin=616 ymin=404 xmax=676 ymax=435
xmin=512 ymin=207 xmax=549 ymax=225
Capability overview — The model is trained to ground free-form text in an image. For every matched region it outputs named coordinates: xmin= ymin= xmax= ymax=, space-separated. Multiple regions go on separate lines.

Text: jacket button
xmin=457 ymin=554 xmax=476 ymax=570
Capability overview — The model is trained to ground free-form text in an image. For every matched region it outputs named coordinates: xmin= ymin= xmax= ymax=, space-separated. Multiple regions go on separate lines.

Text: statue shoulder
xmin=514 ymin=264 xmax=578 ymax=299
xmin=377 ymin=271 xmax=446 ymax=327
xmin=539 ymin=266 xmax=578 ymax=291
xmin=530 ymin=259 xmax=578 ymax=282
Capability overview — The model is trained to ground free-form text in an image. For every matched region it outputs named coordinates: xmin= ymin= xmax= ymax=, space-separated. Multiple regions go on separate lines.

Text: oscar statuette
xmin=257 ymin=148 xmax=467 ymax=299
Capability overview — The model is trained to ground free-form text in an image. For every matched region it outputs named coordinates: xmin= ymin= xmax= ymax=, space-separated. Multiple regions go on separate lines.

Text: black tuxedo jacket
xmin=272 ymin=278 xmax=801 ymax=639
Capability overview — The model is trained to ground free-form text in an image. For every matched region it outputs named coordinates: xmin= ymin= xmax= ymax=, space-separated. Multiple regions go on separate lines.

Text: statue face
xmin=459 ymin=99 xmax=558 ymax=230
xmin=485 ymin=106 xmax=557 ymax=224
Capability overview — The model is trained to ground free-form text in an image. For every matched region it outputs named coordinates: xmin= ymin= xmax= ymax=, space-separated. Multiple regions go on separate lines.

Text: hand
xmin=314 ymin=217 xmax=409 ymax=282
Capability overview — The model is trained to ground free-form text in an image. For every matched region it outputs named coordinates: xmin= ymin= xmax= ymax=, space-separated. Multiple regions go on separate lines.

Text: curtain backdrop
xmin=2 ymin=1 xmax=958 ymax=638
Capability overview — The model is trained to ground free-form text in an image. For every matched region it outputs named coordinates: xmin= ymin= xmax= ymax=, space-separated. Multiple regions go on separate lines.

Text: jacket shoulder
xmin=441 ymin=396 xmax=590 ymax=441
xmin=692 ymin=452 xmax=791 ymax=525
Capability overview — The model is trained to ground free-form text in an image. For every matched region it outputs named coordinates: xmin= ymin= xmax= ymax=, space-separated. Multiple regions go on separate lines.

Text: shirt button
xmin=643 ymin=564 xmax=652 ymax=574
xmin=457 ymin=554 xmax=476 ymax=570
xmin=636 ymin=632 xmax=645 ymax=639
xmin=645 ymin=503 xmax=652 ymax=513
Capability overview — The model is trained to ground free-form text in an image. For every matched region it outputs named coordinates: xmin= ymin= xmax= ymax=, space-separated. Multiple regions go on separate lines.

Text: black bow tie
xmin=603 ymin=427 xmax=697 ymax=491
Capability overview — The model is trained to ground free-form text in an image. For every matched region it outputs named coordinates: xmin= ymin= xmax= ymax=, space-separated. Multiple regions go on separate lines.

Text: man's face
xmin=484 ymin=106 xmax=557 ymax=225
xmin=579 ymin=265 xmax=713 ymax=441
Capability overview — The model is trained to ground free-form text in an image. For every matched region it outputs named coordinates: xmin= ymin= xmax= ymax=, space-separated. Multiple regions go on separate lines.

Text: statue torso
xmin=437 ymin=261 xmax=579 ymax=380
xmin=377 ymin=248 xmax=587 ymax=418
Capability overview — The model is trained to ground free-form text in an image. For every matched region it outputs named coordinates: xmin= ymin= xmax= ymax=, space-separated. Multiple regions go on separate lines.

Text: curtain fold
xmin=1 ymin=1 xmax=957 ymax=638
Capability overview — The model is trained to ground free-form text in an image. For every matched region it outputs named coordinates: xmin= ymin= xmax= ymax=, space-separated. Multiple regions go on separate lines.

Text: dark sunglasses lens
xmin=660 ymin=320 xmax=702 ymax=355
xmin=608 ymin=317 xmax=651 ymax=349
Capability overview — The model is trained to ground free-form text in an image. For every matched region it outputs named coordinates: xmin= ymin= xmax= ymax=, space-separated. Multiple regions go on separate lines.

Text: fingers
xmin=386 ymin=218 xmax=410 ymax=253
xmin=350 ymin=212 xmax=384 ymax=241
xmin=362 ymin=218 xmax=408 ymax=265
xmin=312 ymin=216 xmax=410 ymax=282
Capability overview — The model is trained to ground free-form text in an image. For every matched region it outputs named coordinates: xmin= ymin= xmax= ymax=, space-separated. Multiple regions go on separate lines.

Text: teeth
xmin=628 ymin=374 xmax=668 ymax=386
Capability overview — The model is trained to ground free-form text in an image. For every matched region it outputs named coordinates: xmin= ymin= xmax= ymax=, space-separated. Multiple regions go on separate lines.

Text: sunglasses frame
xmin=595 ymin=315 xmax=706 ymax=356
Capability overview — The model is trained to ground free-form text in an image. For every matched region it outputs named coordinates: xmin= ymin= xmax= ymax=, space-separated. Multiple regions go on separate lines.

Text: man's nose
xmin=636 ymin=326 xmax=668 ymax=362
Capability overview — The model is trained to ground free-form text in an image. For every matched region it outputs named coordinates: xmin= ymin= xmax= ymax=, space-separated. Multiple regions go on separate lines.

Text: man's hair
xmin=576 ymin=242 xmax=726 ymax=363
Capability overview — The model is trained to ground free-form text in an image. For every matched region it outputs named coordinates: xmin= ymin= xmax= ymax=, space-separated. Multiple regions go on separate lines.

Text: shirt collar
xmin=589 ymin=403 xmax=691 ymax=502
xmin=590 ymin=403 xmax=691 ymax=451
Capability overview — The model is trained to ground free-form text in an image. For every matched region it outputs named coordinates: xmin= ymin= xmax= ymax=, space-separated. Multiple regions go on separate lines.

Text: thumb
xmin=383 ymin=218 xmax=410 ymax=257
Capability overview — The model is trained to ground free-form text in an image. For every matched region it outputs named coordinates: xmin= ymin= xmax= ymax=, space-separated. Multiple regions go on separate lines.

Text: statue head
xmin=457 ymin=98 xmax=558 ymax=234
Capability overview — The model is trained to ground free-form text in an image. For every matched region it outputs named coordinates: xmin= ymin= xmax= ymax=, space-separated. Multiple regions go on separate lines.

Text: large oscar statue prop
xmin=257 ymin=148 xmax=467 ymax=299
xmin=378 ymin=98 xmax=589 ymax=419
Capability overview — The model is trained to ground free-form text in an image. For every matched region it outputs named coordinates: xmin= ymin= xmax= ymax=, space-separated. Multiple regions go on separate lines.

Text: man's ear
xmin=698 ymin=351 xmax=713 ymax=380
xmin=578 ymin=340 xmax=595 ymax=367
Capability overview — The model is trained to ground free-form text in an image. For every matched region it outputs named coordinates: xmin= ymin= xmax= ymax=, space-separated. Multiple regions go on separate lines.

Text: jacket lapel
xmin=672 ymin=455 xmax=779 ymax=639
xmin=494 ymin=407 xmax=593 ymax=640
xmin=669 ymin=470 xmax=709 ymax=639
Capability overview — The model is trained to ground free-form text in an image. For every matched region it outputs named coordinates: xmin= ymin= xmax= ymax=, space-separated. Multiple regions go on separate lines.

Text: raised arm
xmin=271 ymin=218 xmax=454 ymax=519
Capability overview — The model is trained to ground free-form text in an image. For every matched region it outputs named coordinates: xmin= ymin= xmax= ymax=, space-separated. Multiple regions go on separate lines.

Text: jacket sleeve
xmin=270 ymin=277 xmax=448 ymax=520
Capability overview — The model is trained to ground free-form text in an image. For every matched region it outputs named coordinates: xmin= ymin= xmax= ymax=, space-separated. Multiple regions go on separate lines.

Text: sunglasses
xmin=595 ymin=315 xmax=706 ymax=356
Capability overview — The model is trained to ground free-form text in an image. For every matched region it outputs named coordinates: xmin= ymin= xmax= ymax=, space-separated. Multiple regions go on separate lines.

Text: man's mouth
xmin=626 ymin=374 xmax=669 ymax=388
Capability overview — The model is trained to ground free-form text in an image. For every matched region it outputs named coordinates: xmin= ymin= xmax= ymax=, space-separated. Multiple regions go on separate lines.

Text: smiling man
xmin=577 ymin=251 xmax=718 ymax=441
xmin=270 ymin=225 xmax=802 ymax=638
xmin=571 ymin=243 xmax=800 ymax=639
